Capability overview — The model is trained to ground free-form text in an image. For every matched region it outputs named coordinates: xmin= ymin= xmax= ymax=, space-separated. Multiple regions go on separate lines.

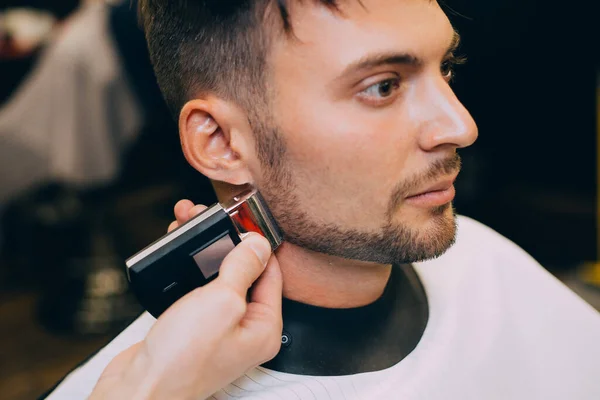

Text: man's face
xmin=246 ymin=0 xmax=478 ymax=264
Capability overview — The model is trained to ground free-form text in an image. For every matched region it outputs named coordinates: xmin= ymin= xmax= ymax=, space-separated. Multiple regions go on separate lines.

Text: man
xmin=45 ymin=0 xmax=600 ymax=399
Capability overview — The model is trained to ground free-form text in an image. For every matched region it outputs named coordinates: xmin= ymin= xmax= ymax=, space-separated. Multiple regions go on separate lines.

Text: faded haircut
xmin=138 ymin=0 xmax=338 ymax=120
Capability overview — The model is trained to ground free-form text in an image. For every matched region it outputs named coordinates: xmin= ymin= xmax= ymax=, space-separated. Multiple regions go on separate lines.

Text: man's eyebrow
xmin=337 ymin=52 xmax=421 ymax=81
xmin=336 ymin=30 xmax=462 ymax=81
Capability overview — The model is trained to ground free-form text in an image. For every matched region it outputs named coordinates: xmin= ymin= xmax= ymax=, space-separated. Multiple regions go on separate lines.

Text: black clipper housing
xmin=126 ymin=188 xmax=283 ymax=318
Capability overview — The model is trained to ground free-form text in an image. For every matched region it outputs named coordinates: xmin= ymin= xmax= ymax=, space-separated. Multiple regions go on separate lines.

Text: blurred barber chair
xmin=0 ymin=0 xmax=216 ymax=336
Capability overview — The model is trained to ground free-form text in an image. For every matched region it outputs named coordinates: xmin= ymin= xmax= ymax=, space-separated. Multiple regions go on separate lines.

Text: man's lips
xmin=405 ymin=175 xmax=458 ymax=207
xmin=407 ymin=176 xmax=457 ymax=198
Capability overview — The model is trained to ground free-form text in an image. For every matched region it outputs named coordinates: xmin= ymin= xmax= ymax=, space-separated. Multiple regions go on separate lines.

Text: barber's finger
xmin=188 ymin=204 xmax=207 ymax=220
xmin=249 ymin=255 xmax=282 ymax=312
xmin=217 ymin=233 xmax=271 ymax=297
xmin=174 ymin=200 xmax=194 ymax=225
xmin=168 ymin=220 xmax=179 ymax=233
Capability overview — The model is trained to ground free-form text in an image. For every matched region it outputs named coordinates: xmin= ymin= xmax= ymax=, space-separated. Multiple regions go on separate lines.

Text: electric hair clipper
xmin=126 ymin=187 xmax=283 ymax=318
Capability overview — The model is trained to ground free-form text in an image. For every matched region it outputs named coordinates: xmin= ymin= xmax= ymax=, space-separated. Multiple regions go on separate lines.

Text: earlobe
xmin=179 ymin=99 xmax=253 ymax=185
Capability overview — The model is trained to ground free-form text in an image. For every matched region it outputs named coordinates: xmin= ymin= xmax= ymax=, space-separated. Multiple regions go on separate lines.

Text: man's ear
xmin=179 ymin=98 xmax=253 ymax=185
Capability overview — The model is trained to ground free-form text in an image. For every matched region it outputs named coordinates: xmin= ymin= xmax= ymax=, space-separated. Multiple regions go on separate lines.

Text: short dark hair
xmin=138 ymin=0 xmax=337 ymax=119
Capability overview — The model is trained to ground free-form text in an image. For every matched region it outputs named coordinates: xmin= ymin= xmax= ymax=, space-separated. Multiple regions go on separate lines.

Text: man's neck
xmin=274 ymin=242 xmax=393 ymax=308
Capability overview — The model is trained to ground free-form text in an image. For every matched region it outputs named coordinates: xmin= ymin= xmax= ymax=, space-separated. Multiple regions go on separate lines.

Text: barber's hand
xmin=90 ymin=200 xmax=283 ymax=400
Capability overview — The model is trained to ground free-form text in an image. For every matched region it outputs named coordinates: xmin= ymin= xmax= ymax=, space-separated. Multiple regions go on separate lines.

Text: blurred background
xmin=0 ymin=0 xmax=597 ymax=398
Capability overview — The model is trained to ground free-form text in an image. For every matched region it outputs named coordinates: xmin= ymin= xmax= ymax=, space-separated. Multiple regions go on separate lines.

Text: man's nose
xmin=417 ymin=77 xmax=478 ymax=151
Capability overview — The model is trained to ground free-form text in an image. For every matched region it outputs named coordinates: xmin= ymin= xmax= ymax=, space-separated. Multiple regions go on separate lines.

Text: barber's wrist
xmin=89 ymin=343 xmax=171 ymax=400
xmin=99 ymin=342 xmax=210 ymax=400
xmin=117 ymin=346 xmax=163 ymax=400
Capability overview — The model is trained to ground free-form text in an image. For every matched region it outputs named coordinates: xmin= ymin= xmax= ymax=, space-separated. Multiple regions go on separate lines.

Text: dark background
xmin=0 ymin=0 xmax=597 ymax=398
xmin=446 ymin=0 xmax=597 ymax=267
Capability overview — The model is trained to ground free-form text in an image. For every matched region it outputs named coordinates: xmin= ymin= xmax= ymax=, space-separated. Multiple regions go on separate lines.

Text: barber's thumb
xmin=245 ymin=233 xmax=272 ymax=267
xmin=249 ymin=249 xmax=282 ymax=310
xmin=217 ymin=233 xmax=272 ymax=295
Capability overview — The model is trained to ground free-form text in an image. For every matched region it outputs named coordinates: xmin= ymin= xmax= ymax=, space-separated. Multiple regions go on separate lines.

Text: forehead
xmin=269 ymin=0 xmax=453 ymax=73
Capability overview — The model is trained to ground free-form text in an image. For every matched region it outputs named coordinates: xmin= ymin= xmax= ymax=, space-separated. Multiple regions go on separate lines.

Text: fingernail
xmin=247 ymin=236 xmax=270 ymax=266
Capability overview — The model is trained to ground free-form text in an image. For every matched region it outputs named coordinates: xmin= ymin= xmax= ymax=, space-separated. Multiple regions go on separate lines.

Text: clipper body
xmin=126 ymin=188 xmax=282 ymax=317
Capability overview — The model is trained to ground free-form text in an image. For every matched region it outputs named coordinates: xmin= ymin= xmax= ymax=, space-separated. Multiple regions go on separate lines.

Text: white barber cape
xmin=45 ymin=216 xmax=600 ymax=400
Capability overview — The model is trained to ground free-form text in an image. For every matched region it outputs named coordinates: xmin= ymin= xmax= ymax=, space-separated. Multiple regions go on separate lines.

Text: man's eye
xmin=441 ymin=53 xmax=466 ymax=82
xmin=441 ymin=60 xmax=455 ymax=80
xmin=362 ymin=78 xmax=401 ymax=98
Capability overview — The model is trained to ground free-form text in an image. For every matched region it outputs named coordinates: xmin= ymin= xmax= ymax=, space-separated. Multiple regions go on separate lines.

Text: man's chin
xmin=387 ymin=204 xmax=457 ymax=263
xmin=419 ymin=205 xmax=457 ymax=258
xmin=430 ymin=201 xmax=454 ymax=216
xmin=395 ymin=201 xmax=454 ymax=230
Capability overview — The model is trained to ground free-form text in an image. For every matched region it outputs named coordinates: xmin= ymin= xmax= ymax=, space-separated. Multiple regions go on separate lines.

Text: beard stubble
xmin=253 ymin=122 xmax=460 ymax=266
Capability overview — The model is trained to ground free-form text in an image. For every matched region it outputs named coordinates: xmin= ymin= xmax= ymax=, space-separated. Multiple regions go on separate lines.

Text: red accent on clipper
xmin=230 ymin=201 xmax=263 ymax=236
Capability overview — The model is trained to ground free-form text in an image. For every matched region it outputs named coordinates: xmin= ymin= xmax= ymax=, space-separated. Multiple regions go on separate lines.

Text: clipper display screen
xmin=192 ymin=234 xmax=236 ymax=279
